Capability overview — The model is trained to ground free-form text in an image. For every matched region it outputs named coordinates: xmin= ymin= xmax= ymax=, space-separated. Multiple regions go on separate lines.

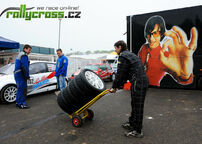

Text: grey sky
xmin=0 ymin=0 xmax=201 ymax=54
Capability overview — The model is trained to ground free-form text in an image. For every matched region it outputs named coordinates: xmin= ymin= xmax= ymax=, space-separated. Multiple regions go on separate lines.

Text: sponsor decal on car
xmin=32 ymin=71 xmax=55 ymax=90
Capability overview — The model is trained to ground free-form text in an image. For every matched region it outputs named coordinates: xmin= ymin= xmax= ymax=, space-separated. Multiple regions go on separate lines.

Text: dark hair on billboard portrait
xmin=144 ymin=15 xmax=166 ymax=41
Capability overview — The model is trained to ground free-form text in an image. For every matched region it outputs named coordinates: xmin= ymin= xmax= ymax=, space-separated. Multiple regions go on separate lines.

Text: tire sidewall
xmin=78 ymin=69 xmax=106 ymax=93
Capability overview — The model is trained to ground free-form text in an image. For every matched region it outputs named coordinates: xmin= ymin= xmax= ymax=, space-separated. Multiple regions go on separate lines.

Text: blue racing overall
xmin=55 ymin=54 xmax=68 ymax=91
xmin=14 ymin=52 xmax=30 ymax=106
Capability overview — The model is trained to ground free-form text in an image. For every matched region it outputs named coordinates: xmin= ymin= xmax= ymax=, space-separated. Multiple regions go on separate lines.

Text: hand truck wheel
xmin=86 ymin=109 xmax=94 ymax=120
xmin=72 ymin=115 xmax=82 ymax=127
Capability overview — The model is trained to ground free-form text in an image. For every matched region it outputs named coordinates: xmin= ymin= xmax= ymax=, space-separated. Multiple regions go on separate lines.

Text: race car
xmin=0 ymin=61 xmax=67 ymax=103
xmin=71 ymin=63 xmax=115 ymax=81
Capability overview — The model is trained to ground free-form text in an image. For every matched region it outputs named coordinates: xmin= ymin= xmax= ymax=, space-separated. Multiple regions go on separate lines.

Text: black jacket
xmin=112 ymin=50 xmax=148 ymax=89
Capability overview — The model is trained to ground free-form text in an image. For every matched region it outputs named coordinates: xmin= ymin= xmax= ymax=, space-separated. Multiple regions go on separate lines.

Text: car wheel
xmin=0 ymin=85 xmax=17 ymax=103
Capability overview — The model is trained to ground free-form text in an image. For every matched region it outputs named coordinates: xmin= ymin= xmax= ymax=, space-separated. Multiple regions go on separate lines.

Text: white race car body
xmin=0 ymin=61 xmax=61 ymax=103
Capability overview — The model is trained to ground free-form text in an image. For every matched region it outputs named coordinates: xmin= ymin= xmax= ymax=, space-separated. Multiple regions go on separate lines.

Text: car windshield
xmin=85 ymin=65 xmax=99 ymax=71
xmin=106 ymin=60 xmax=115 ymax=64
xmin=0 ymin=63 xmax=15 ymax=75
xmin=111 ymin=63 xmax=117 ymax=68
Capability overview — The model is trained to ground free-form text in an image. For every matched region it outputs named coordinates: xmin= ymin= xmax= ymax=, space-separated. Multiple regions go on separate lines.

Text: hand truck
xmin=69 ymin=89 xmax=110 ymax=127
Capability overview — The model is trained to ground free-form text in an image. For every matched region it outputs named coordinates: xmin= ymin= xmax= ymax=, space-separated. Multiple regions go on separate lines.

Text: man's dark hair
xmin=114 ymin=40 xmax=127 ymax=51
xmin=23 ymin=44 xmax=32 ymax=50
xmin=56 ymin=48 xmax=62 ymax=52
xmin=144 ymin=15 xmax=166 ymax=41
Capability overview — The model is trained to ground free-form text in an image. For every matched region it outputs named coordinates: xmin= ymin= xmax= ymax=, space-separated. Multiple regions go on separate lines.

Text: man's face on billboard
xmin=147 ymin=24 xmax=161 ymax=49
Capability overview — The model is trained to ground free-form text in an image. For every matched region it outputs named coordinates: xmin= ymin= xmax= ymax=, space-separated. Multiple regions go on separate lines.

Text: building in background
xmin=0 ymin=44 xmax=55 ymax=67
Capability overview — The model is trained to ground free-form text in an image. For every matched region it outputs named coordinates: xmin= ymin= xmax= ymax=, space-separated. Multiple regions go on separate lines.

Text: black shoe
xmin=16 ymin=103 xmax=21 ymax=108
xmin=124 ymin=130 xmax=144 ymax=138
xmin=16 ymin=104 xmax=30 ymax=109
xmin=121 ymin=122 xmax=133 ymax=130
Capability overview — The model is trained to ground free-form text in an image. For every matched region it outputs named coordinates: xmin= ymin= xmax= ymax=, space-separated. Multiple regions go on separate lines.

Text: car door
xmin=28 ymin=62 xmax=51 ymax=95
xmin=99 ymin=64 xmax=108 ymax=79
xmin=46 ymin=63 xmax=57 ymax=91
xmin=106 ymin=64 xmax=113 ymax=78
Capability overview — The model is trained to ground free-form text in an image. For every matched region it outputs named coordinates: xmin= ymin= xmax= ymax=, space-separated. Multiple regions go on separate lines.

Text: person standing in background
xmin=55 ymin=49 xmax=68 ymax=91
xmin=8 ymin=57 xmax=14 ymax=64
xmin=14 ymin=44 xmax=32 ymax=109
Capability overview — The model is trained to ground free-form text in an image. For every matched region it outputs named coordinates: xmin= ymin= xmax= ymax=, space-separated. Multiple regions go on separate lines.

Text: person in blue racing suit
xmin=14 ymin=45 xmax=32 ymax=109
xmin=55 ymin=49 xmax=68 ymax=91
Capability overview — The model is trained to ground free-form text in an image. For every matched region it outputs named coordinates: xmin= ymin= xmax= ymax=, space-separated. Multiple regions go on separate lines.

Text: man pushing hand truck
xmin=109 ymin=40 xmax=148 ymax=138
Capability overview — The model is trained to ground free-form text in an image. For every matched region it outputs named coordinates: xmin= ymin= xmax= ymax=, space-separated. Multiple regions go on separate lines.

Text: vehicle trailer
xmin=127 ymin=6 xmax=202 ymax=90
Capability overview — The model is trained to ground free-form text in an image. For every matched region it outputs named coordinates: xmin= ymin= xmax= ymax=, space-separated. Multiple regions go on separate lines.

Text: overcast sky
xmin=0 ymin=0 xmax=201 ymax=54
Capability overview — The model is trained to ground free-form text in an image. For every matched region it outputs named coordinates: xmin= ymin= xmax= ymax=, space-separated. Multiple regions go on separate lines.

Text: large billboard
xmin=127 ymin=6 xmax=202 ymax=89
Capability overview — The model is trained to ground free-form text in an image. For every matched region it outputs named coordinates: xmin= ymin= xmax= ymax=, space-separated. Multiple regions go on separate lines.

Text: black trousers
xmin=129 ymin=82 xmax=147 ymax=133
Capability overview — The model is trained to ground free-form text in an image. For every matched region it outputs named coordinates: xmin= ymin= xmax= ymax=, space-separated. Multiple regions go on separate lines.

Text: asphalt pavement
xmin=0 ymin=82 xmax=202 ymax=144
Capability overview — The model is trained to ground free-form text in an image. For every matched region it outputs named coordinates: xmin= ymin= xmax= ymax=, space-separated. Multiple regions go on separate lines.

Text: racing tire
xmin=68 ymin=79 xmax=89 ymax=107
xmin=61 ymin=87 xmax=82 ymax=112
xmin=198 ymin=77 xmax=202 ymax=91
xmin=72 ymin=116 xmax=82 ymax=127
xmin=62 ymin=85 xmax=83 ymax=111
xmin=69 ymin=78 xmax=87 ymax=100
xmin=0 ymin=85 xmax=17 ymax=103
xmin=57 ymin=92 xmax=74 ymax=114
xmin=57 ymin=69 xmax=106 ymax=115
xmin=74 ymin=75 xmax=95 ymax=97
xmin=75 ymin=69 xmax=106 ymax=97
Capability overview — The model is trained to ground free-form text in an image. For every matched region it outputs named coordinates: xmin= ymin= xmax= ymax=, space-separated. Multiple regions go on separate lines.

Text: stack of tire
xmin=57 ymin=69 xmax=106 ymax=115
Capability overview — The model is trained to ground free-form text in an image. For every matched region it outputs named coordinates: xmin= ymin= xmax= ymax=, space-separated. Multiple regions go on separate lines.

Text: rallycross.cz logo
xmin=0 ymin=4 xmax=81 ymax=21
